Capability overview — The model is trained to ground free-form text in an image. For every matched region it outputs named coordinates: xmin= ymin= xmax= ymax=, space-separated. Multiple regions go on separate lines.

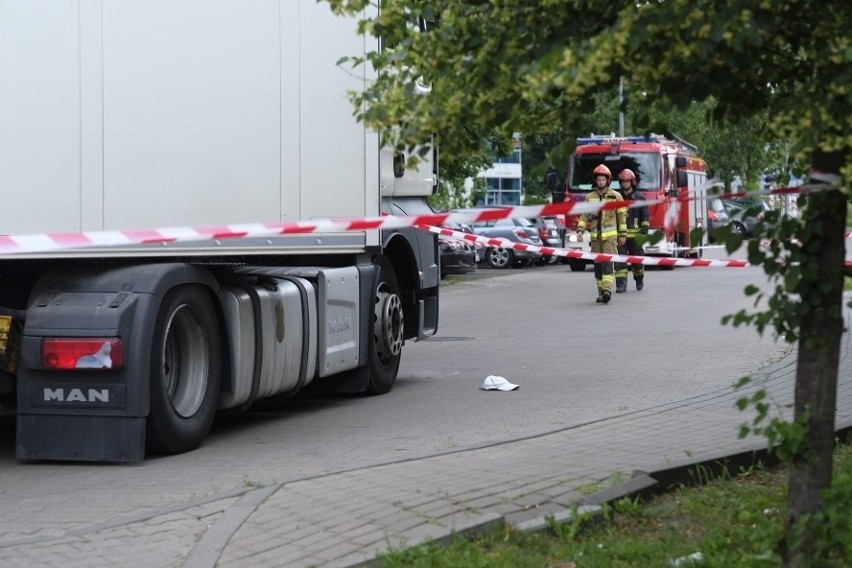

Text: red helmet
xmin=618 ymin=169 xmax=637 ymax=184
xmin=592 ymin=164 xmax=611 ymax=182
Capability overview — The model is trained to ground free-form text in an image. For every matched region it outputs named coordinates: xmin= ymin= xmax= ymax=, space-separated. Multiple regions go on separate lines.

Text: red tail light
xmin=707 ymin=209 xmax=719 ymax=221
xmin=42 ymin=338 xmax=123 ymax=370
xmin=539 ymin=227 xmax=548 ymax=240
xmin=513 ymin=227 xmax=536 ymax=240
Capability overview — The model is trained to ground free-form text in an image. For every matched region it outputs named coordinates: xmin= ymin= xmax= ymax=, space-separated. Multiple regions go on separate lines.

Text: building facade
xmin=476 ymin=133 xmax=523 ymax=206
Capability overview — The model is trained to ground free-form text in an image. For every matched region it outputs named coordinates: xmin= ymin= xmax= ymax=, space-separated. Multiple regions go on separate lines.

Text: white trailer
xmin=0 ymin=0 xmax=439 ymax=461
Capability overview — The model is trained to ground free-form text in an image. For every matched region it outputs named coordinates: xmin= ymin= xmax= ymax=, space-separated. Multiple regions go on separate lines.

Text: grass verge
xmin=378 ymin=441 xmax=852 ymax=567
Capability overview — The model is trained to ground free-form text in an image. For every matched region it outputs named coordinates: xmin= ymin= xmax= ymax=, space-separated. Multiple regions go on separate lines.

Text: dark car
xmin=720 ymin=199 xmax=769 ymax=237
xmin=453 ymin=209 xmax=543 ymax=268
xmin=707 ymin=199 xmax=731 ymax=243
xmin=438 ymin=222 xmax=477 ymax=277
xmin=439 ymin=235 xmax=477 ymax=277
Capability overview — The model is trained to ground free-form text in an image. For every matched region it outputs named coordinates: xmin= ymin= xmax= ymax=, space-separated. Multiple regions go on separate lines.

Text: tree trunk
xmin=782 ymin=150 xmax=846 ymax=566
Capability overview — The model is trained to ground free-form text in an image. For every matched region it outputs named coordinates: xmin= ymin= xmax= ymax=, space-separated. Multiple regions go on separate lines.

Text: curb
xmin=343 ymin=511 xmax=505 ymax=568
xmin=512 ymin=504 xmax=603 ymax=533
xmin=505 ymin=423 xmax=852 ymax=547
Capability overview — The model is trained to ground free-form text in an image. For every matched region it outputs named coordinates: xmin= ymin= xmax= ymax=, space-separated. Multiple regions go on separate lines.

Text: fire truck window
xmin=570 ymin=154 xmax=661 ymax=191
xmin=664 ymin=155 xmax=676 ymax=191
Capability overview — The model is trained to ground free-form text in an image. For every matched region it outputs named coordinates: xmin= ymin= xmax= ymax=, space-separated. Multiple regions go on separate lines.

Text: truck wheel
xmin=366 ymin=258 xmax=403 ymax=395
xmin=147 ymin=285 xmax=221 ymax=454
xmin=487 ymin=248 xmax=513 ymax=268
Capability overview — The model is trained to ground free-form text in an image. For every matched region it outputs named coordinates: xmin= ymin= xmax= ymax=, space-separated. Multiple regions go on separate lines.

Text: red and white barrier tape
xmin=706 ymin=181 xmax=837 ymax=201
xmin=0 ymin=179 xmax=841 ymax=257
xmin=422 ymin=224 xmax=751 ymax=268
xmin=0 ymin=201 xmax=636 ymax=256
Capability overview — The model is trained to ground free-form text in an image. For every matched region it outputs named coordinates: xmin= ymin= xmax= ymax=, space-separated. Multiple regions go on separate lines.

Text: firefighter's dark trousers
xmin=591 ymin=238 xmax=617 ymax=295
xmin=615 ymin=237 xmax=645 ymax=283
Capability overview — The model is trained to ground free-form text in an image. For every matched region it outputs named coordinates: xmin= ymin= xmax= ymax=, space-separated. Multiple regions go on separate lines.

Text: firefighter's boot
xmin=635 ymin=276 xmax=644 ymax=291
xmin=601 ymin=290 xmax=611 ymax=304
xmin=615 ymin=277 xmax=627 ymax=293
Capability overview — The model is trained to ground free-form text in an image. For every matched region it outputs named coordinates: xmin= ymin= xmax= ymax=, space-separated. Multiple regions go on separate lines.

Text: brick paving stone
xmin=11 ymin=303 xmax=852 ymax=568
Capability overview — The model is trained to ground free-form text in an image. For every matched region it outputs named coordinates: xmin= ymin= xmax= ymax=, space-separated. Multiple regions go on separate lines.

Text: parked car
xmin=453 ymin=210 xmax=542 ymax=268
xmin=528 ymin=216 xmax=564 ymax=264
xmin=720 ymin=199 xmax=768 ymax=237
xmin=707 ymin=199 xmax=731 ymax=243
xmin=438 ymin=235 xmax=477 ymax=277
xmin=706 ymin=198 xmax=769 ymax=240
xmin=438 ymin=222 xmax=478 ymax=277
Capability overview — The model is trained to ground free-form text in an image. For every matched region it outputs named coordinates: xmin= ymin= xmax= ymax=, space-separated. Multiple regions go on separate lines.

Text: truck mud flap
xmin=17 ymin=415 xmax=145 ymax=462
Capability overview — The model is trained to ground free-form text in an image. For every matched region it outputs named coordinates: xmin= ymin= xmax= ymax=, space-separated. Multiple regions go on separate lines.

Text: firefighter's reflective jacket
xmin=577 ymin=189 xmax=627 ymax=241
xmin=618 ymin=190 xmax=650 ymax=238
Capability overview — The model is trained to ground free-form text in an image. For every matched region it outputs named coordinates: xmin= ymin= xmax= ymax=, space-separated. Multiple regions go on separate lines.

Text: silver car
xmin=455 ymin=211 xmax=542 ymax=268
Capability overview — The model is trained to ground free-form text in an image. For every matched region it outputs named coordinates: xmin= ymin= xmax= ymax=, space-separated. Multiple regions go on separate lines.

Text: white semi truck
xmin=0 ymin=1 xmax=439 ymax=462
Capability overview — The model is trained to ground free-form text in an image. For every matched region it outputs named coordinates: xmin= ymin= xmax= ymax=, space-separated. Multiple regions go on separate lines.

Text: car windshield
xmin=569 ymin=152 xmax=662 ymax=192
xmin=731 ymin=198 xmax=770 ymax=211
xmin=709 ymin=199 xmax=725 ymax=213
xmin=490 ymin=217 xmax=532 ymax=229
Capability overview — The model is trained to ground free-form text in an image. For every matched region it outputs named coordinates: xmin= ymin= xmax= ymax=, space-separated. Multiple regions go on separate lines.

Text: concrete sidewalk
xmin=3 ymin=323 xmax=851 ymax=568
xmin=204 ymin=341 xmax=852 ymax=568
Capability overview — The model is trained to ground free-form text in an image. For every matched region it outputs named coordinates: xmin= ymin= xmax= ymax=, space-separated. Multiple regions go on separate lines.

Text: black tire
xmin=365 ymin=258 xmax=403 ymax=395
xmin=487 ymin=247 xmax=514 ymax=269
xmin=730 ymin=222 xmax=746 ymax=237
xmin=147 ymin=285 xmax=221 ymax=455
xmin=568 ymin=258 xmax=586 ymax=272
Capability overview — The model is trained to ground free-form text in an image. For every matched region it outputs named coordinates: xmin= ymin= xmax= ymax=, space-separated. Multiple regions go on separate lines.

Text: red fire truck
xmin=560 ymin=134 xmax=708 ymax=271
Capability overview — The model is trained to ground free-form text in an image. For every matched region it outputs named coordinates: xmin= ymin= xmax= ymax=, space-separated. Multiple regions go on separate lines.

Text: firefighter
xmin=576 ymin=164 xmax=627 ymax=303
xmin=614 ymin=168 xmax=649 ymax=292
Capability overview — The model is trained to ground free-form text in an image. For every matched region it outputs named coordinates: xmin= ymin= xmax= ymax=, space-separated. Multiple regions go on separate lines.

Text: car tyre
xmin=487 ymin=247 xmax=513 ymax=269
xmin=730 ymin=221 xmax=746 ymax=236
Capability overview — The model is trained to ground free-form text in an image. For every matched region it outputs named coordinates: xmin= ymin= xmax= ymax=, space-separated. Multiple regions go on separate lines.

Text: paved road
xmin=3 ymin=255 xmax=847 ymax=567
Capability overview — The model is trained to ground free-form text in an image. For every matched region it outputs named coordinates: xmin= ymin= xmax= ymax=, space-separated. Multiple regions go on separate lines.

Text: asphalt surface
xmin=2 ymin=251 xmax=851 ymax=567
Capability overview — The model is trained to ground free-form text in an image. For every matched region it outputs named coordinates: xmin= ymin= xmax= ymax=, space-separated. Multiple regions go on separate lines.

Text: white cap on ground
xmin=480 ymin=375 xmax=519 ymax=391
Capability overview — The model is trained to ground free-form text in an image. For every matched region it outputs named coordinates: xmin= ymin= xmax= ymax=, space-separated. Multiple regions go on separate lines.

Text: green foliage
xmin=544 ymin=505 xmax=595 ymax=541
xmin=735 ymin=376 xmax=813 ymax=463
xmin=326 ymin=0 xmax=850 ymax=170
xmin=612 ymin=495 xmax=643 ymax=519
xmin=428 ymin=151 xmax=490 ymax=211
